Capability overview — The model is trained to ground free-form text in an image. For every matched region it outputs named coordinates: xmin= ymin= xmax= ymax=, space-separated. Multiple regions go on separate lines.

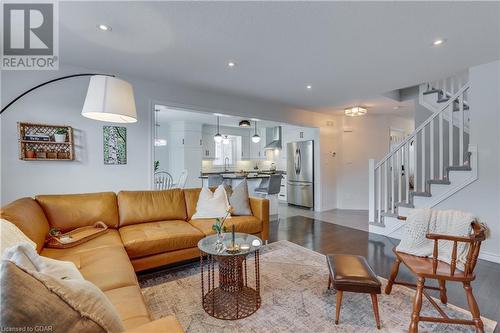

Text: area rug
xmin=139 ymin=240 xmax=497 ymax=333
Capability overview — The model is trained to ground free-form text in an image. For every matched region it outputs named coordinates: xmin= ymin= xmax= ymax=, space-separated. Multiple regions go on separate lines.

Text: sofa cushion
xmin=189 ymin=216 xmax=262 ymax=236
xmin=118 ymin=189 xmax=187 ymax=227
xmin=119 ymin=220 xmax=204 ymax=259
xmin=104 ymin=285 xmax=151 ymax=330
xmin=1 ymin=261 xmax=125 ymax=333
xmin=42 ymin=243 xmax=138 ymax=292
xmin=0 ymin=198 xmax=50 ymax=253
xmin=36 ymin=192 xmax=119 ymax=232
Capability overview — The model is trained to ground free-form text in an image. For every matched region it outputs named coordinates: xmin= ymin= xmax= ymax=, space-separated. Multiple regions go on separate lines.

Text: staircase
xmin=369 ymin=73 xmax=478 ymax=238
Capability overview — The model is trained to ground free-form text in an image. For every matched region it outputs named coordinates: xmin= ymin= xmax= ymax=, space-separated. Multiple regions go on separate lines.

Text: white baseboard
xmin=478 ymin=251 xmax=500 ymax=264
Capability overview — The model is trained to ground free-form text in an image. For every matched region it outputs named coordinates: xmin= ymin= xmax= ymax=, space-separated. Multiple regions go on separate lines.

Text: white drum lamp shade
xmin=82 ymin=75 xmax=137 ymax=123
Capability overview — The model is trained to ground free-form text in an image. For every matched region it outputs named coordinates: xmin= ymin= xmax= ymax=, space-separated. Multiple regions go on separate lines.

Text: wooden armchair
xmin=385 ymin=219 xmax=487 ymax=333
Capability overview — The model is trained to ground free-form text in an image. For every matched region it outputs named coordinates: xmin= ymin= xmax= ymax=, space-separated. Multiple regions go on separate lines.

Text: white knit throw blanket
xmin=396 ymin=209 xmax=474 ymax=271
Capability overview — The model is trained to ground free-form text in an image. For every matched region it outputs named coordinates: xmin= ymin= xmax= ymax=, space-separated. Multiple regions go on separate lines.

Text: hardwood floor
xmin=269 ymin=215 xmax=500 ymax=332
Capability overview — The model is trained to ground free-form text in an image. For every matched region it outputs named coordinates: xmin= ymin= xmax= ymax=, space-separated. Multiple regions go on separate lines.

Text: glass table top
xmin=198 ymin=232 xmax=262 ymax=256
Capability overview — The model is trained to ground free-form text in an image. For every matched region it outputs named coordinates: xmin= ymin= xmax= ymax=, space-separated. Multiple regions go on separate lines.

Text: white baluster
xmin=439 ymin=113 xmax=444 ymax=179
xmin=398 ymin=148 xmax=402 ymax=205
xmin=391 ymin=154 xmax=395 ymax=213
xmin=405 ymin=142 xmax=410 ymax=203
xmin=413 ymin=135 xmax=418 ymax=192
xmin=384 ymin=162 xmax=388 ymax=213
xmin=459 ymin=94 xmax=464 ymax=165
xmin=449 ymin=102 xmax=453 ymax=166
xmin=369 ymin=159 xmax=375 ymax=223
xmin=421 ymin=127 xmax=426 ymax=191
xmin=377 ymin=166 xmax=382 ymax=222
xmin=430 ymin=118 xmax=434 ymax=180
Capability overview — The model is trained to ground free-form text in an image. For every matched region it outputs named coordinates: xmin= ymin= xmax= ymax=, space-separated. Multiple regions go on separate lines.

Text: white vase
xmin=54 ymin=133 xmax=66 ymax=143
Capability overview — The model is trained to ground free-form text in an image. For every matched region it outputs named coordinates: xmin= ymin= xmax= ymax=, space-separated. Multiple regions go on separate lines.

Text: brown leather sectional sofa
xmin=1 ymin=188 xmax=269 ymax=333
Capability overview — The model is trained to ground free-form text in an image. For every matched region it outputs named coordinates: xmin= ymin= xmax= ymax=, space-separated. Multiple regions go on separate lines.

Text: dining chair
xmin=176 ymin=169 xmax=188 ymax=189
xmin=154 ymin=171 xmax=174 ymax=190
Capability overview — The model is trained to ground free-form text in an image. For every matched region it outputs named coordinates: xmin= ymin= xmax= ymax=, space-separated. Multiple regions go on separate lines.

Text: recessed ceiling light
xmin=432 ymin=39 xmax=445 ymax=46
xmin=306 ymin=85 xmax=312 ymax=90
xmin=228 ymin=61 xmax=236 ymax=68
xmin=393 ymin=106 xmax=401 ymax=110
xmin=98 ymin=24 xmax=111 ymax=31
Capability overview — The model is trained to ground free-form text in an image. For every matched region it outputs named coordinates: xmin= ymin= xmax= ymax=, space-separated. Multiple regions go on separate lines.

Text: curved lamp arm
xmin=0 ymin=73 xmax=114 ymax=115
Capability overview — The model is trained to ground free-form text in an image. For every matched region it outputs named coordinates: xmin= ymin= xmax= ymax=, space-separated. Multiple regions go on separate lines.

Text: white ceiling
xmin=60 ymin=1 xmax=499 ymax=114
xmin=155 ymin=105 xmax=293 ymax=129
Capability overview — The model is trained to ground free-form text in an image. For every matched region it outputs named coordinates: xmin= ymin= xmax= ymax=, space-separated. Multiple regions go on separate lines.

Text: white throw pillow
xmin=191 ymin=185 xmax=231 ymax=219
xmin=0 ymin=219 xmax=37 ymax=256
xmin=3 ymin=243 xmax=84 ymax=280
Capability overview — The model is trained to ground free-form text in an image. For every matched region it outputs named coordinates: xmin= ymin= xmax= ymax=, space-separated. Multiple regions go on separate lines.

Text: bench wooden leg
xmin=328 ymin=273 xmax=332 ymax=289
xmin=370 ymin=294 xmax=381 ymax=329
xmin=335 ymin=290 xmax=343 ymax=325
xmin=409 ymin=277 xmax=425 ymax=333
xmin=385 ymin=258 xmax=400 ymax=295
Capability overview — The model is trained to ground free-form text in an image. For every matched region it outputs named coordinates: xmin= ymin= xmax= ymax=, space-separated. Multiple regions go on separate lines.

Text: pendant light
xmin=222 ymin=135 xmax=230 ymax=145
xmin=251 ymin=120 xmax=261 ymax=143
xmin=214 ymin=116 xmax=223 ymax=143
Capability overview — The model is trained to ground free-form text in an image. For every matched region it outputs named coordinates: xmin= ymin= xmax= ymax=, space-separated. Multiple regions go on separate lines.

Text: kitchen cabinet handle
xmin=182 ymin=138 xmax=185 ymax=145
xmin=200 ymin=139 xmax=202 ymax=146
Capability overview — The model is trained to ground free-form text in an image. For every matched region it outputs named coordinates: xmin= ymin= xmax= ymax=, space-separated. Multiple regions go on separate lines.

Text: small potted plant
xmin=25 ymin=148 xmax=36 ymax=159
xmin=54 ymin=128 xmax=67 ymax=143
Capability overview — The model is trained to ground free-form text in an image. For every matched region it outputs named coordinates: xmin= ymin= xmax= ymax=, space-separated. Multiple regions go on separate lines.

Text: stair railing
xmin=369 ymin=81 xmax=470 ymax=223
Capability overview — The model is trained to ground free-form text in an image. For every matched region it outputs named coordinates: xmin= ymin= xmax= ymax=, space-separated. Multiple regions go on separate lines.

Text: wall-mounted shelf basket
xmin=18 ymin=122 xmax=75 ymax=161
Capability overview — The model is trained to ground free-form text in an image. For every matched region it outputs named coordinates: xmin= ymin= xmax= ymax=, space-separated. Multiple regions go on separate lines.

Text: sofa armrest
xmin=123 ymin=316 xmax=184 ymax=333
xmin=249 ymin=197 xmax=269 ymax=241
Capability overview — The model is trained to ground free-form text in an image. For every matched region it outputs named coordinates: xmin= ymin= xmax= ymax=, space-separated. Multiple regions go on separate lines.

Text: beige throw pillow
xmin=1 ymin=245 xmax=125 ymax=333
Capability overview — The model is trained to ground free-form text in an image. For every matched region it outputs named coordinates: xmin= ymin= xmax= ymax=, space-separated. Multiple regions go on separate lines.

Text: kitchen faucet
xmin=224 ymin=157 xmax=230 ymax=172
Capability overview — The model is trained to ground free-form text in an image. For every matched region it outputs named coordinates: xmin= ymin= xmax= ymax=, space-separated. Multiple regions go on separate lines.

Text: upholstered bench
xmin=326 ymin=254 xmax=382 ymax=329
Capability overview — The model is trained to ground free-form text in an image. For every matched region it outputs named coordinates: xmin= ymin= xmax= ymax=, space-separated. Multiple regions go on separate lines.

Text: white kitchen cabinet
xmin=250 ymin=128 xmax=267 ymax=160
xmin=240 ymin=134 xmax=251 ymax=160
xmin=201 ymin=130 xmax=215 ymax=159
xmin=278 ymin=174 xmax=287 ymax=202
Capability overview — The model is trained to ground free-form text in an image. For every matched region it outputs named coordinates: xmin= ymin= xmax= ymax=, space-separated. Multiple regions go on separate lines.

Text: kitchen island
xmin=199 ymin=170 xmax=286 ymax=217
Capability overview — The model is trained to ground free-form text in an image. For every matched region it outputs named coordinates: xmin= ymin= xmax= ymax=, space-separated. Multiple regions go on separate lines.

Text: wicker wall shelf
xmin=18 ymin=122 xmax=75 ymax=161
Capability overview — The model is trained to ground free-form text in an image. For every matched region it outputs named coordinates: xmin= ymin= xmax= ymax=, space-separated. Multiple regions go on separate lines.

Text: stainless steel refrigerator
xmin=287 ymin=140 xmax=314 ymax=208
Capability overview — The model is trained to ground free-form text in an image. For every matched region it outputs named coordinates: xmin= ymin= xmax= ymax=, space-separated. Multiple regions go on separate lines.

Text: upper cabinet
xmin=250 ymin=128 xmax=267 ymax=160
xmin=202 ymin=125 xmax=216 ymax=159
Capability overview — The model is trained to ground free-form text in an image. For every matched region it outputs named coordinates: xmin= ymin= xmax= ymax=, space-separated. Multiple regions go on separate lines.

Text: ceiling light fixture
xmin=239 ymin=120 xmax=251 ymax=127
xmin=306 ymin=85 xmax=312 ymax=90
xmin=252 ymin=121 xmax=261 ymax=143
xmin=228 ymin=61 xmax=236 ymax=68
xmin=213 ymin=116 xmax=223 ymax=143
xmin=98 ymin=24 xmax=111 ymax=31
xmin=432 ymin=39 xmax=445 ymax=46
xmin=344 ymin=106 xmax=368 ymax=117
xmin=222 ymin=135 xmax=230 ymax=145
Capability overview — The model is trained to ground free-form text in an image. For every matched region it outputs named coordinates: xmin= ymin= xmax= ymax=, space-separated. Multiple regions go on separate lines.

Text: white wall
xmin=432 ymin=60 xmax=500 ymax=262
xmin=1 ymin=64 xmax=337 ymax=210
xmin=337 ymin=114 xmax=414 ymax=210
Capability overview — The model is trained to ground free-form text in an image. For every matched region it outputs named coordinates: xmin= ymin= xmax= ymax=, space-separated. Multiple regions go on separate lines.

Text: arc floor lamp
xmin=0 ymin=73 xmax=137 ymax=123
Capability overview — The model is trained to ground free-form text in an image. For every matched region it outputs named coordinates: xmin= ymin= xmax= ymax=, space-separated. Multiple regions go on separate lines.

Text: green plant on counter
xmin=154 ymin=160 xmax=160 ymax=172
xmin=55 ymin=128 xmax=67 ymax=135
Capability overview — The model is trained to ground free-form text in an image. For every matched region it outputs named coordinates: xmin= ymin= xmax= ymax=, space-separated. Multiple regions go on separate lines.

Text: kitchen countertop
xmin=199 ymin=174 xmax=284 ymax=180
xmin=201 ymin=170 xmax=285 ymax=175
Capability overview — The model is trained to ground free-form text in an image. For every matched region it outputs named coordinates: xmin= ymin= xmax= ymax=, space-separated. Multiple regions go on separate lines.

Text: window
xmin=213 ymin=136 xmax=237 ymax=166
